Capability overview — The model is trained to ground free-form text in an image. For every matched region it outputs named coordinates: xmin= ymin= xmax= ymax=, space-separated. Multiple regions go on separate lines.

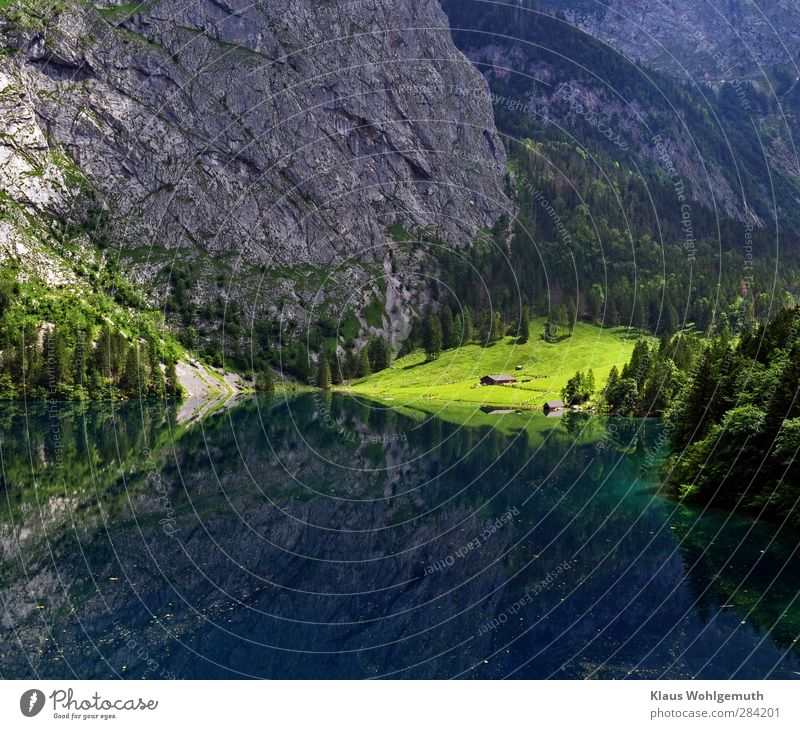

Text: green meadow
xmin=347 ymin=317 xmax=638 ymax=410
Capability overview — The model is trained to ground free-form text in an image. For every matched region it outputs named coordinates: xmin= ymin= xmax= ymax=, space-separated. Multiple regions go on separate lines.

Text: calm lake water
xmin=1 ymin=394 xmax=798 ymax=679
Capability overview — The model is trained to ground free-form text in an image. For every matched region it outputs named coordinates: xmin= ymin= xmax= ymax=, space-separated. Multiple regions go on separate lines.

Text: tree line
xmin=0 ymin=265 xmax=181 ymax=401
xmin=603 ymin=307 xmax=800 ymax=527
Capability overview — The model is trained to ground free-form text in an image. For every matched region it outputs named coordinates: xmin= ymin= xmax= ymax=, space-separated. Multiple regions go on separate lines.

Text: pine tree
xmin=72 ymin=330 xmax=88 ymax=397
xmin=256 ymin=368 xmax=275 ymax=394
xmin=587 ymin=283 xmax=605 ymax=323
xmin=463 ymin=306 xmax=474 ymax=343
xmin=165 ymin=358 xmax=181 ymax=398
xmin=345 ymin=349 xmax=358 ymax=380
xmin=489 ymin=311 xmax=503 ymax=343
xmin=605 ymin=297 xmax=618 ymax=327
xmin=147 ymin=338 xmax=164 ymax=396
xmin=316 ymin=352 xmax=332 ymax=390
xmin=566 ymin=299 xmax=577 ymax=333
xmin=294 ymin=343 xmax=310 ymax=384
xmin=603 ymin=365 xmax=619 ymax=397
xmin=669 ymin=347 xmax=718 ymax=449
xmin=368 ymin=337 xmax=390 ymax=371
xmin=422 ymin=308 xmax=443 ymax=361
xmin=93 ymin=325 xmax=113 ymax=389
xmin=624 ymin=339 xmax=651 ymax=388
xmin=440 ymin=306 xmax=455 ymax=349
xmin=331 ymin=354 xmax=344 ymax=385
xmin=120 ymin=343 xmax=141 ymax=397
xmin=357 ymin=348 xmax=371 ymax=378
xmin=632 ymin=295 xmax=647 ymax=331
xmin=517 ymin=307 xmax=530 ymax=344
xmin=452 ymin=314 xmax=464 ymax=348
xmin=22 ymin=323 xmax=45 ymax=398
xmin=49 ymin=326 xmax=71 ymax=394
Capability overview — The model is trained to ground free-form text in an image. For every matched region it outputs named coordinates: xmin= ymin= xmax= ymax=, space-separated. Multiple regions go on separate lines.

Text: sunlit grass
xmin=348 ymin=317 xmax=638 ymax=409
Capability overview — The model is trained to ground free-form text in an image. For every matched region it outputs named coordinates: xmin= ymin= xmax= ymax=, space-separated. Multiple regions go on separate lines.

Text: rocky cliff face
xmin=441 ymin=0 xmax=800 ymax=233
xmin=540 ymin=0 xmax=800 ymax=84
xmin=0 ymin=0 xmax=510 ymax=340
xmin=0 ymin=61 xmax=87 ymax=287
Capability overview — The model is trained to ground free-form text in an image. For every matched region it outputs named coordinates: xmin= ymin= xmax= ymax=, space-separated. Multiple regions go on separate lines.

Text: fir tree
xmin=587 ymin=283 xmax=605 ymax=323
xmin=452 ymin=313 xmax=465 ymax=348
xmin=463 ymin=306 xmax=474 ymax=343
xmin=423 ymin=308 xmax=443 ymax=361
xmin=357 ymin=348 xmax=371 ymax=378
xmin=72 ymin=330 xmax=89 ymax=397
xmin=331 ymin=355 xmax=345 ymax=385
xmin=293 ymin=343 xmax=311 ymax=384
xmin=517 ymin=307 xmax=530 ymax=344
xmin=566 ymin=300 xmax=577 ymax=333
xmin=147 ymin=339 xmax=164 ymax=396
xmin=345 ymin=349 xmax=358 ymax=380
xmin=440 ymin=306 xmax=455 ymax=349
xmin=488 ymin=311 xmax=503 ymax=343
xmin=604 ymin=365 xmax=619 ymax=395
xmin=316 ymin=352 xmax=332 ymax=390
xmin=368 ymin=337 xmax=390 ymax=371
xmin=120 ymin=343 xmax=141 ymax=397
xmin=165 ymin=358 xmax=181 ymax=398
xmin=256 ymin=368 xmax=275 ymax=394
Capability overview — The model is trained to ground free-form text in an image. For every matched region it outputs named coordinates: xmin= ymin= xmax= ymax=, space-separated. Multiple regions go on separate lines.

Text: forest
xmin=0 ymin=264 xmax=182 ymax=401
xmin=605 ymin=309 xmax=800 ymax=527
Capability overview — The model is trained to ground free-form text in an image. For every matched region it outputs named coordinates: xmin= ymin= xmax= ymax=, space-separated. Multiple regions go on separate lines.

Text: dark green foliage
xmin=432 ymin=0 xmax=800 ymax=338
xmin=368 ymin=337 xmax=391 ymax=372
xmin=0 ymin=266 xmax=181 ymax=401
xmin=119 ymin=343 xmax=141 ymax=396
xmin=316 ymin=353 xmax=332 ymax=390
xmin=586 ymin=284 xmax=604 ymax=324
xmin=164 ymin=359 xmax=181 ymax=398
xmin=423 ymin=307 xmax=443 ymax=361
xmin=287 ymin=342 xmax=311 ymax=384
xmin=440 ymin=305 xmax=455 ymax=349
xmin=604 ymin=333 xmax=701 ymax=417
xmin=517 ymin=306 xmax=530 ymax=344
xmin=670 ymin=405 xmax=767 ymax=510
xmin=462 ymin=306 xmax=474 ymax=343
xmin=357 ymin=348 xmax=371 ymax=378
xmin=603 ymin=367 xmax=639 ymax=415
xmin=453 ymin=313 xmax=465 ymax=348
xmin=488 ymin=311 xmax=503 ymax=344
xmin=345 ymin=349 xmax=358 ymax=380
xmin=331 ymin=355 xmax=345 ymax=385
xmin=602 ymin=307 xmax=800 ymax=525
xmin=255 ymin=368 xmax=275 ymax=394
xmin=562 ymin=369 xmax=594 ymax=406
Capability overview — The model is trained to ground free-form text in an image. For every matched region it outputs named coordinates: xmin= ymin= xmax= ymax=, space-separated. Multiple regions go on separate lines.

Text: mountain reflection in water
xmin=1 ymin=395 xmax=798 ymax=679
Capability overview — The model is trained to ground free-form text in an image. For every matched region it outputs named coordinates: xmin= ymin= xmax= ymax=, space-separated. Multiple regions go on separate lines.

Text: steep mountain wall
xmin=538 ymin=0 xmax=800 ymax=83
xmin=441 ymin=0 xmax=800 ymax=234
xmin=1 ymin=0 xmax=510 ymax=339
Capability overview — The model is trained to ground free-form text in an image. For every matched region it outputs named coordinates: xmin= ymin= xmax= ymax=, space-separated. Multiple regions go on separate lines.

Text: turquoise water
xmin=0 ymin=395 xmax=798 ymax=679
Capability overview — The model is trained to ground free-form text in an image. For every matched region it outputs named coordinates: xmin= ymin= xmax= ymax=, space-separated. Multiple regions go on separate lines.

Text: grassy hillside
xmin=348 ymin=318 xmax=637 ymax=408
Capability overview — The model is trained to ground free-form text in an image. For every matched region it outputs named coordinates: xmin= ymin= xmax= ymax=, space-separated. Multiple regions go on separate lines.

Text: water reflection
xmin=0 ymin=396 xmax=798 ymax=679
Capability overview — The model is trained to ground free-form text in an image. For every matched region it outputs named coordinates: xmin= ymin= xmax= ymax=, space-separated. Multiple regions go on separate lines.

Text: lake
xmin=1 ymin=394 xmax=798 ymax=679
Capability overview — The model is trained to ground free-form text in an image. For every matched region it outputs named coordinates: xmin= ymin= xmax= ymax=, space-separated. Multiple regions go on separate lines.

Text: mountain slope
xmin=440 ymin=0 xmax=800 ymax=236
xmin=537 ymin=0 xmax=800 ymax=83
xmin=1 ymin=0 xmax=510 ymax=352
